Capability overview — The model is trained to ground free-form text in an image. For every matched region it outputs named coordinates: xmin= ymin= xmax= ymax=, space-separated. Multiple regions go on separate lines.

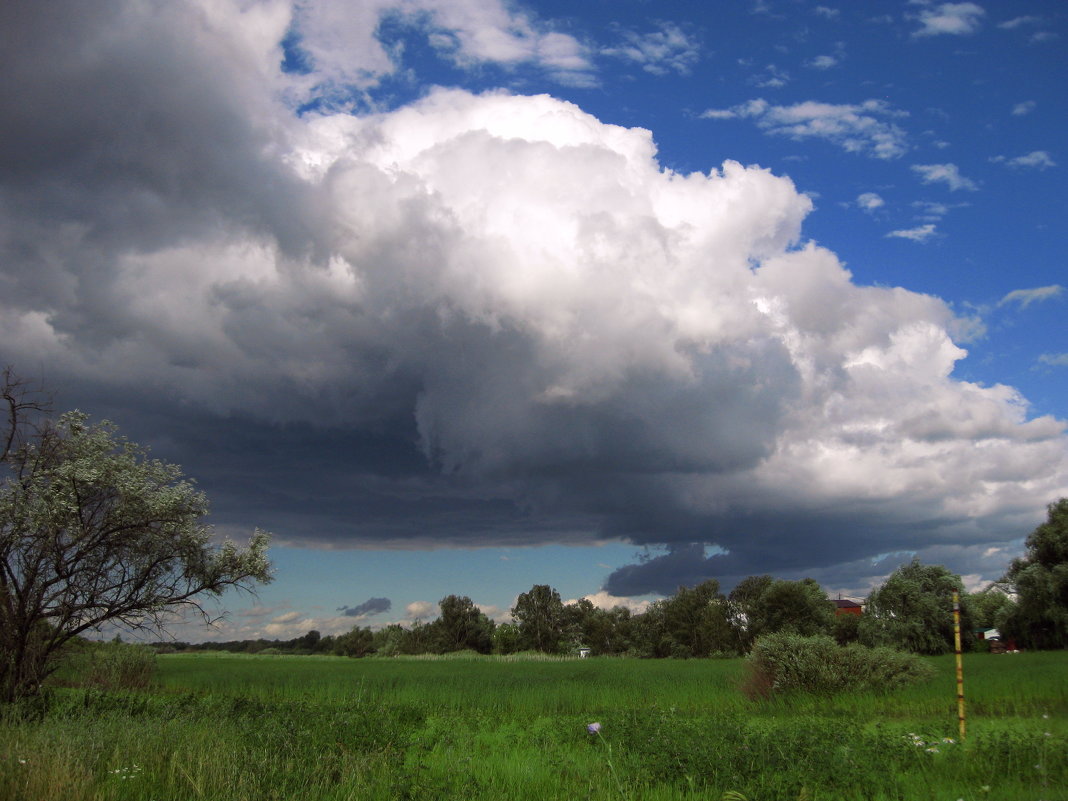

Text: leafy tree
xmin=858 ymin=559 xmax=970 ymax=655
xmin=1002 ymin=499 xmax=1068 ymax=649
xmin=661 ymin=580 xmax=734 ymax=657
xmin=967 ymin=586 xmax=1016 ymax=631
xmin=0 ymin=378 xmax=271 ymax=702
xmin=726 ymin=574 xmax=774 ymax=651
xmin=749 ymin=578 xmax=835 ymax=639
xmin=728 ymin=575 xmax=833 ymax=651
xmin=832 ymin=610 xmax=861 ymax=645
xmin=491 ymin=622 xmax=520 ymax=655
xmin=627 ymin=599 xmax=671 ymax=658
xmin=564 ymin=600 xmax=633 ymax=656
xmin=334 ymin=626 xmax=374 ymax=657
xmin=433 ymin=594 xmax=494 ymax=653
xmin=511 ymin=584 xmax=566 ymax=653
xmin=298 ymin=629 xmax=322 ymax=651
xmin=372 ymin=623 xmax=408 ymax=656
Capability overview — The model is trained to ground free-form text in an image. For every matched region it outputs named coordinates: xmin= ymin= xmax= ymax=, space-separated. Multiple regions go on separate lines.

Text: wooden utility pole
xmin=952 ymin=590 xmax=966 ymax=740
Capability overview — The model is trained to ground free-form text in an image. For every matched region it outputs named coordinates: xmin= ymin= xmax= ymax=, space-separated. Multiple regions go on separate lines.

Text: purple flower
xmin=587 ymin=722 xmax=602 ymax=734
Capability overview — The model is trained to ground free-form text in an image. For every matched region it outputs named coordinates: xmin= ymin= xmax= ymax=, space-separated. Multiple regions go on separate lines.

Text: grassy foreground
xmin=1 ymin=651 xmax=1065 ymax=801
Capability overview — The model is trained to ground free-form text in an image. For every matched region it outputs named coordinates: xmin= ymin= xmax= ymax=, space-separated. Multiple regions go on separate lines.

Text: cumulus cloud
xmin=1 ymin=0 xmax=1065 ymax=598
xmin=337 ymin=597 xmax=392 ymax=617
xmin=602 ymin=22 xmax=700 ymax=76
xmin=911 ymin=3 xmax=985 ymax=37
xmin=999 ymin=285 xmax=1064 ymax=309
xmin=911 ymin=163 xmax=979 ymax=190
xmin=857 ymin=192 xmax=884 ymax=211
xmin=405 ymin=601 xmax=438 ymax=620
xmin=990 ymin=151 xmax=1056 ymax=170
xmin=886 ymin=224 xmax=937 ymax=242
xmin=290 ymin=0 xmax=592 ymax=97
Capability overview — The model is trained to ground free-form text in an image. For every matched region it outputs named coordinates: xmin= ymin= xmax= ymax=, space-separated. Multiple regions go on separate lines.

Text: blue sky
xmin=1 ymin=0 xmax=1065 ymax=641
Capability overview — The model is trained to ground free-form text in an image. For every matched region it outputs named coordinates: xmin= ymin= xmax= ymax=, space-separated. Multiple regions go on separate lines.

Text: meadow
xmin=1 ymin=651 xmax=1065 ymax=801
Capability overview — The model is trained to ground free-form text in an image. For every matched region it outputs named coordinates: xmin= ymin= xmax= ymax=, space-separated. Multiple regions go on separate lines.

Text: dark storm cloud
xmin=337 ymin=597 xmax=392 ymax=617
xmin=1 ymin=0 xmax=1065 ymax=601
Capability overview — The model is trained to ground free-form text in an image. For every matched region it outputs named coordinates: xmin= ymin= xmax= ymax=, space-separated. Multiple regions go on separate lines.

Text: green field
xmin=2 ymin=651 xmax=1066 ymax=800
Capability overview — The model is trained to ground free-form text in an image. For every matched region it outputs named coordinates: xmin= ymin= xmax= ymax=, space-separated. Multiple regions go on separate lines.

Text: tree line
xmin=166 ymin=513 xmax=1067 ymax=660
xmin=2 ymin=367 xmax=1066 ymax=703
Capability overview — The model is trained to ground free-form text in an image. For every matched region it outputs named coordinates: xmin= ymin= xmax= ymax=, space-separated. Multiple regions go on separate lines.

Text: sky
xmin=1 ymin=0 xmax=1066 ymax=642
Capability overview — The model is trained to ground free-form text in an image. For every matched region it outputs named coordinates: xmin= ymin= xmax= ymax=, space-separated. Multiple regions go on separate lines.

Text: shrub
xmin=743 ymin=632 xmax=933 ymax=698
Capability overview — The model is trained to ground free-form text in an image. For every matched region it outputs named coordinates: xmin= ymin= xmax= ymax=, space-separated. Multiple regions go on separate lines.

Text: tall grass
xmin=1 ymin=651 xmax=1064 ymax=800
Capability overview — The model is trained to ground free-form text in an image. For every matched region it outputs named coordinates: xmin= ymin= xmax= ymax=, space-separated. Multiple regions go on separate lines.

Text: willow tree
xmin=1 ymin=372 xmax=271 ymax=702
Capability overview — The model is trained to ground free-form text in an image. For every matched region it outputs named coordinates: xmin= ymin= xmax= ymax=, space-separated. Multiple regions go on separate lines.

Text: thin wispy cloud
xmin=1038 ymin=353 xmax=1068 ymax=367
xmin=807 ymin=54 xmax=839 ymax=69
xmin=702 ymin=98 xmax=908 ymax=159
xmin=912 ymin=163 xmax=979 ymax=191
xmin=886 ymin=223 xmax=937 ymax=242
xmin=1012 ymin=100 xmax=1036 ymax=116
xmin=603 ymin=22 xmax=701 ymax=76
xmin=1000 ymin=285 xmax=1064 ymax=309
xmin=990 ymin=151 xmax=1056 ymax=170
xmin=998 ymin=16 xmax=1041 ymax=30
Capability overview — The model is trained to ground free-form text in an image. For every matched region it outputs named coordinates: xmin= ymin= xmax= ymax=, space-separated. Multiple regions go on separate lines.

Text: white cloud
xmin=568 ymin=591 xmax=652 ymax=615
xmin=702 ymin=98 xmax=908 ymax=159
xmin=405 ymin=600 xmax=437 ymax=620
xmin=998 ymin=16 xmax=1041 ymax=30
xmin=991 ymin=151 xmax=1056 ymax=170
xmin=1038 ymin=353 xmax=1068 ymax=367
xmin=911 ymin=163 xmax=979 ymax=191
xmin=602 ymin=22 xmax=700 ymax=76
xmin=857 ymin=192 xmax=884 ymax=211
xmin=291 ymin=0 xmax=593 ymax=98
xmin=270 ymin=611 xmax=303 ymax=624
xmin=807 ymin=55 xmax=838 ymax=69
xmin=2 ymin=1 xmax=1066 ymax=595
xmin=814 ymin=6 xmax=840 ymax=20
xmin=886 ymin=224 xmax=937 ymax=242
xmin=1011 ymin=100 xmax=1036 ymax=116
xmin=1000 ymin=285 xmax=1064 ymax=309
xmin=912 ymin=3 xmax=986 ymax=37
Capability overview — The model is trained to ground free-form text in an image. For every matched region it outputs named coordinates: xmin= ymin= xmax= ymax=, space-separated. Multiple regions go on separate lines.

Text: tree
xmin=511 ymin=584 xmax=566 ymax=653
xmin=0 ymin=380 xmax=271 ymax=702
xmin=433 ymin=594 xmax=494 ymax=653
xmin=858 ymin=559 xmax=969 ymax=655
xmin=1002 ymin=499 xmax=1068 ymax=649
xmin=750 ymin=578 xmax=835 ymax=639
xmin=727 ymin=575 xmax=833 ymax=651
xmin=334 ymin=626 xmax=374 ymax=657
xmin=660 ymin=579 xmax=734 ymax=657
xmin=726 ymin=574 xmax=774 ymax=651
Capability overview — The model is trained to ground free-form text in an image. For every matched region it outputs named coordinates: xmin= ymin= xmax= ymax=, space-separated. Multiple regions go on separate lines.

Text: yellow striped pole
xmin=952 ymin=590 xmax=966 ymax=740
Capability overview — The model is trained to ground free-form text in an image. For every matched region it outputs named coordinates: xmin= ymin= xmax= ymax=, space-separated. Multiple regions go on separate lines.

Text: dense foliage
xmin=1003 ymin=498 xmax=1068 ymax=649
xmin=744 ymin=632 xmax=935 ymax=697
xmin=0 ymin=370 xmax=271 ymax=702
xmin=858 ymin=559 xmax=971 ymax=654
